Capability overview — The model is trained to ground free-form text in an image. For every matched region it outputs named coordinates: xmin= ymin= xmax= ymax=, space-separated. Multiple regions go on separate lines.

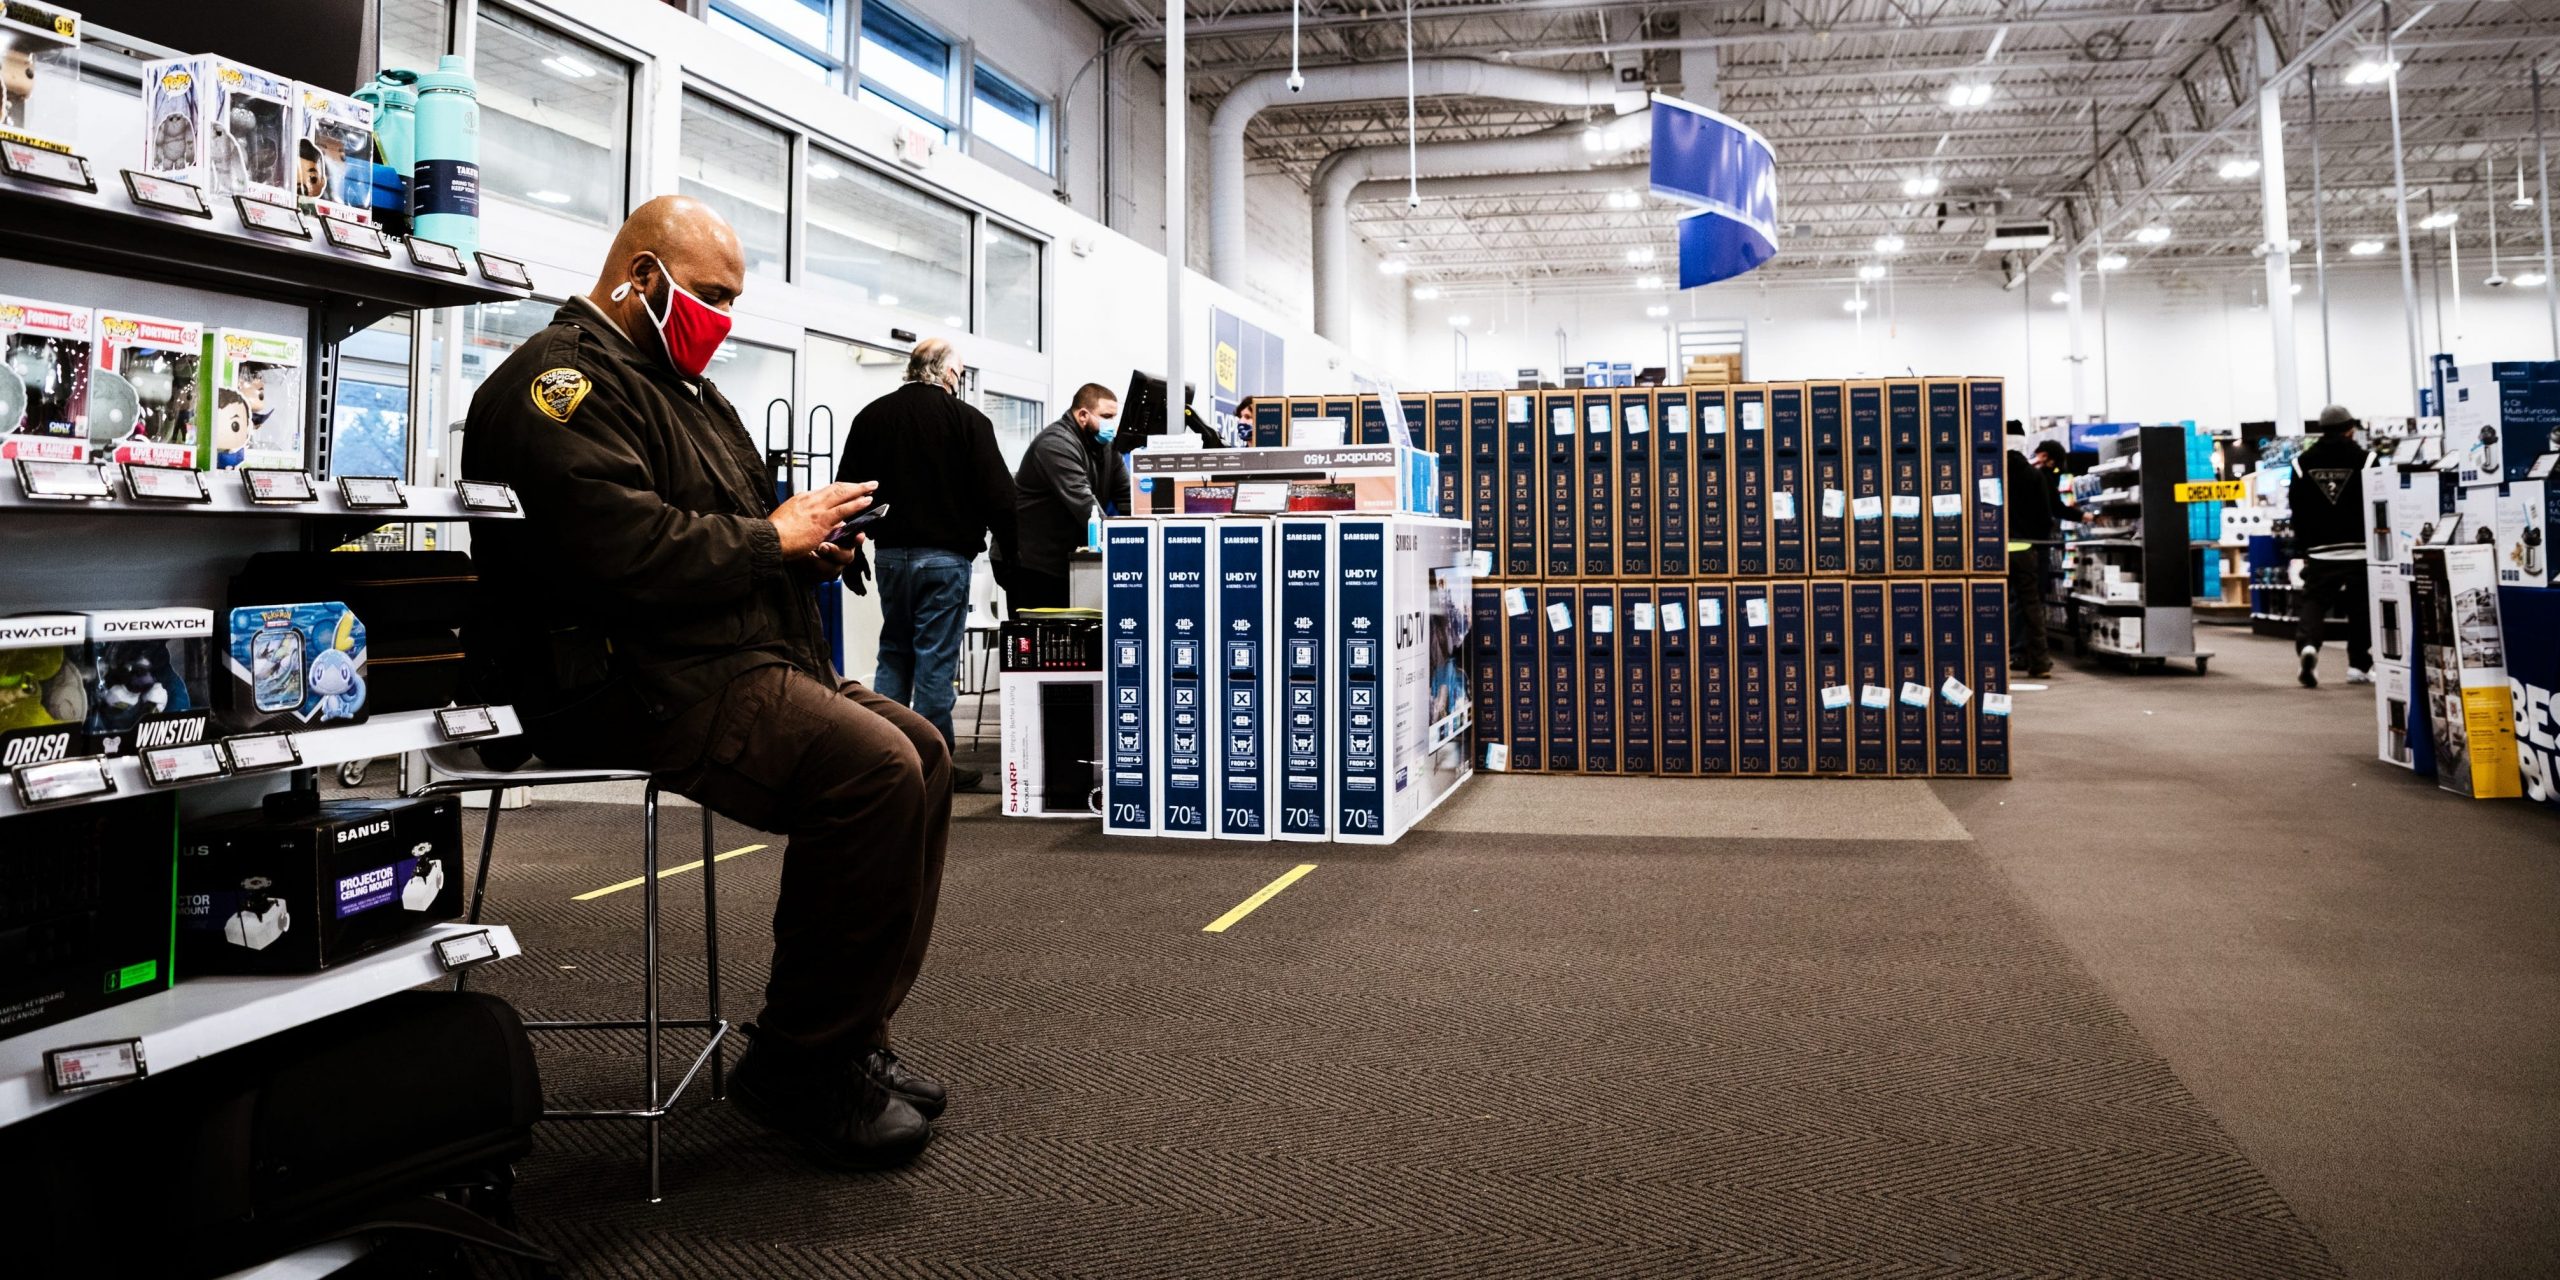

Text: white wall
xmin=1412 ymin=266 xmax=2560 ymax=426
xmin=946 ymin=0 xmax=1108 ymax=216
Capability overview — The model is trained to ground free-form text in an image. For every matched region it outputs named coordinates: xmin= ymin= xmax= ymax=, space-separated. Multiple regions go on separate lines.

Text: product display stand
xmin=0 ymin=162 xmax=533 ymax=1121
xmin=2063 ymin=424 xmax=2213 ymax=674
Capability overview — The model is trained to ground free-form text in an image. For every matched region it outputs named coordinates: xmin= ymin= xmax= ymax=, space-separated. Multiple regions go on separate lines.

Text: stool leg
xmin=700 ymin=802 xmax=725 ymax=1101
xmin=643 ymin=784 xmax=664 ymax=1204
xmin=457 ymin=797 xmax=503 ymax=992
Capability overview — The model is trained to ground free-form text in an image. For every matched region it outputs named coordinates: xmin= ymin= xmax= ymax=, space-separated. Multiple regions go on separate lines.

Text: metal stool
xmin=410 ymin=747 xmax=728 ymax=1203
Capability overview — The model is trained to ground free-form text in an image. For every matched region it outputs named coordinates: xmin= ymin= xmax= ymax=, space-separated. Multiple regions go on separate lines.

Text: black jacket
xmin=836 ymin=381 xmax=1017 ymax=560
xmin=2289 ymin=432 xmax=2369 ymax=552
xmin=2004 ymin=450 xmax=2068 ymax=544
xmin=1013 ymin=415 xmax=1125 ymax=577
xmin=460 ymin=299 xmax=831 ymax=731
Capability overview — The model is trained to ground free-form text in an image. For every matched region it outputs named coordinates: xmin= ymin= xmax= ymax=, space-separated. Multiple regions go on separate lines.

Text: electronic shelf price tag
xmin=122 ymin=169 xmax=210 ymax=217
xmin=321 ymin=215 xmax=391 ymax=257
xmin=220 ymin=731 xmax=300 ymax=773
xmin=12 ymin=755 xmax=115 ymax=806
xmin=240 ymin=468 xmax=318 ymax=505
xmin=235 ymin=196 xmax=310 ymax=240
xmin=435 ymin=704 xmax=499 ymax=740
xmin=435 ymin=929 xmax=501 ymax=973
xmin=46 ymin=1039 xmax=146 ymax=1095
xmin=13 ymin=457 xmax=112 ymax=501
xmin=141 ymin=740 xmax=227 ymax=786
xmin=124 ymin=462 xmax=210 ymax=504
xmin=1 ymin=139 xmax=95 ymax=191
xmin=338 ymin=476 xmax=406 ymax=510
xmin=454 ymin=480 xmax=519 ymax=513
xmin=475 ymin=253 xmax=534 ymax=290
xmin=406 ymin=236 xmax=467 ymax=274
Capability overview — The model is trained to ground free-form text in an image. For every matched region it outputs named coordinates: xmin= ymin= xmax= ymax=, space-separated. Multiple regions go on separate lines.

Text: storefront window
xmin=982 ymin=390 xmax=1043 ymax=470
xmin=458 ymin=298 xmax=560 ymax=403
xmin=378 ymin=0 xmax=448 ymax=76
xmin=982 ymin=223 xmax=1042 ymax=352
xmin=710 ymin=340 xmax=803 ymax=480
xmin=972 ymin=65 xmax=1046 ymax=171
xmin=475 ymin=6 xmax=632 ymax=226
xmin=679 ymin=94 xmax=792 ymax=282
xmin=858 ymin=1 xmax=952 ymax=125
xmin=805 ymin=149 xmax=969 ymax=328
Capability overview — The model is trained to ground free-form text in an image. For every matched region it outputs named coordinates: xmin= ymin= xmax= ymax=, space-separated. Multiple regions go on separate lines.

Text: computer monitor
xmin=1113 ymin=370 xmax=1212 ymax=453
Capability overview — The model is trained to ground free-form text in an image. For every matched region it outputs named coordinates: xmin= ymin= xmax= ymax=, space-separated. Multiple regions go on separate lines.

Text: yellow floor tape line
xmin=1203 ymin=863 xmax=1318 ymax=933
xmin=574 ymin=844 xmax=768 ymax=901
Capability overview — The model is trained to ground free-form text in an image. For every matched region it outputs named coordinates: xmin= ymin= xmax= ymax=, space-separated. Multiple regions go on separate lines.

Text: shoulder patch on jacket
xmin=531 ymin=368 xmax=593 ymax=423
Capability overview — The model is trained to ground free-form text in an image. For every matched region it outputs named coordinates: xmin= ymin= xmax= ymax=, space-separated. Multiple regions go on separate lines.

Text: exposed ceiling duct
xmin=1209 ymin=59 xmax=1618 ymax=288
xmin=1311 ymin=109 xmax=1650 ymax=339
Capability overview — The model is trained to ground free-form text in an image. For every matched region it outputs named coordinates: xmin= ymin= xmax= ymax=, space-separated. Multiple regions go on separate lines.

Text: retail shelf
xmin=0 ymin=472 xmax=523 ymax=521
xmin=2088 ymin=639 xmax=2215 ymax=662
xmin=0 ymin=706 xmax=522 ymax=821
xmin=0 ymin=922 xmax=521 ymax=1127
xmin=0 ymin=168 xmax=529 ymax=340
xmin=2068 ymin=538 xmax=2144 ymax=549
xmin=2069 ymin=592 xmax=2144 ymax=609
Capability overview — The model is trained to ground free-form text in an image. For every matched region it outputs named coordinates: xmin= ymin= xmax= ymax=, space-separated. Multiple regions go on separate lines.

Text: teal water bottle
xmin=356 ymin=71 xmax=417 ymax=177
xmin=411 ymin=56 xmax=479 ymax=255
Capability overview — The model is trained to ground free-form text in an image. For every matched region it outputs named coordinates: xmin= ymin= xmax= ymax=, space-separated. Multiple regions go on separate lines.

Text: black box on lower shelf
xmin=0 ymin=793 xmax=178 ymax=1039
xmin=177 ymin=797 xmax=463 ymax=974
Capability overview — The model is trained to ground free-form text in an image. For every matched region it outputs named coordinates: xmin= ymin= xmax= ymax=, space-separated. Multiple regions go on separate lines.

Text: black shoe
xmin=2298 ymin=646 xmax=2319 ymax=688
xmin=951 ymin=766 xmax=984 ymax=791
xmin=731 ymin=1027 xmax=932 ymax=1171
xmin=862 ymin=1047 xmax=947 ymax=1119
xmin=2026 ymin=665 xmax=2053 ymax=679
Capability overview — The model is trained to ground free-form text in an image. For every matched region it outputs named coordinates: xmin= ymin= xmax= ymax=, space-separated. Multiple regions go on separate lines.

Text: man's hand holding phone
xmin=773 ymin=481 xmax=878 ymax=557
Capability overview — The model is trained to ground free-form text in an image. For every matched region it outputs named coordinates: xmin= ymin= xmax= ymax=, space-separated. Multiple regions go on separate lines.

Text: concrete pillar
xmin=2256 ymin=16 xmax=2304 ymax=436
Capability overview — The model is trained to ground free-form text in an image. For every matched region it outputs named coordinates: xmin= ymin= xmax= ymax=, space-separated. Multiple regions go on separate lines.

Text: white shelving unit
xmin=0 ymin=474 xmax=523 ymax=522
xmin=0 ymin=707 xmax=523 ymax=821
xmin=0 ymin=923 xmax=522 ymax=1126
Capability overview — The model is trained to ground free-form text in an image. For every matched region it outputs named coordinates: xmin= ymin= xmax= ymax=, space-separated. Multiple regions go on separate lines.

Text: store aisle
xmin=452 ymin=631 xmax=2555 ymax=1279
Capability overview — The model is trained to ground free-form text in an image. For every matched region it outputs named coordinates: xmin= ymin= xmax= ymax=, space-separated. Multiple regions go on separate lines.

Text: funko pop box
xmin=179 ymin=796 xmax=463 ymax=974
xmin=82 ymin=607 xmax=213 ymax=757
xmin=0 ymin=1 xmax=83 ymax=157
xmin=94 ymin=309 xmax=203 ymax=470
xmin=293 ymin=82 xmax=375 ymax=225
xmin=199 ymin=328 xmax=305 ymax=471
xmin=0 ymin=611 xmax=86 ymax=770
xmin=221 ymin=601 xmax=369 ymax=733
xmin=0 ymin=293 xmax=94 ymax=462
xmin=141 ymin=54 xmax=297 ymax=208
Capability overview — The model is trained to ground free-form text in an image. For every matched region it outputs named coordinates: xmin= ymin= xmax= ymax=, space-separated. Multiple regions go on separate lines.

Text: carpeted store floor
xmin=445 ymin=630 xmax=2560 ymax=1279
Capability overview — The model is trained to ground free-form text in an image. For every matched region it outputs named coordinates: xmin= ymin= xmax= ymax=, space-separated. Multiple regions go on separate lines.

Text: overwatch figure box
xmin=142 ymin=55 xmax=296 ymax=207
xmin=0 ymin=293 xmax=92 ymax=462
xmin=0 ymin=611 xmax=85 ymax=769
xmin=0 ymin=1 xmax=81 ymax=155
xmin=293 ymin=82 xmax=374 ymax=224
xmin=221 ymin=601 xmax=368 ymax=732
xmin=82 ymin=607 xmax=213 ymax=756
xmin=199 ymin=328 xmax=304 ymax=470
xmin=94 ymin=308 xmax=203 ymax=469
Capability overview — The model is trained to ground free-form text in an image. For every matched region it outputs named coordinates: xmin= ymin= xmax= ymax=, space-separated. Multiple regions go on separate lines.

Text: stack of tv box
xmin=1242 ymin=380 xmax=2014 ymax=780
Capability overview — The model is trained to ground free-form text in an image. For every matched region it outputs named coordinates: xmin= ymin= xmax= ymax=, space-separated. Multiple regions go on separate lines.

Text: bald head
xmin=589 ymin=195 xmax=747 ymax=353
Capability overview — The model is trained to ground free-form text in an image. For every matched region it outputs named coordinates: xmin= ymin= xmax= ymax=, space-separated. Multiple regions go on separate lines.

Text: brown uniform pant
xmin=608 ymin=666 xmax=952 ymax=1055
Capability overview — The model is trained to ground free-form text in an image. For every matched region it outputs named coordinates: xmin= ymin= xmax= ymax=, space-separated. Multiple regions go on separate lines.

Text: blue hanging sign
xmin=1649 ymin=93 xmax=1779 ymax=288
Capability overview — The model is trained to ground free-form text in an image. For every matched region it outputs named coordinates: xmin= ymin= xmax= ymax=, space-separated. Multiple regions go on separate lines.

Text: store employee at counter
xmin=1007 ymin=382 xmax=1126 ymax=611
xmin=462 ymin=195 xmax=950 ymax=1172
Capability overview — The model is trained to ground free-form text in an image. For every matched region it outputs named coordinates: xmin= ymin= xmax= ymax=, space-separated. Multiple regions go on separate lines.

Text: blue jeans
xmin=872 ymin=546 xmax=973 ymax=745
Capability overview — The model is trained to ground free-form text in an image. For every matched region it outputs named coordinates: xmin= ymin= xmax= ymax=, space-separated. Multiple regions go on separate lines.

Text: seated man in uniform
xmin=462 ymin=195 xmax=949 ymax=1171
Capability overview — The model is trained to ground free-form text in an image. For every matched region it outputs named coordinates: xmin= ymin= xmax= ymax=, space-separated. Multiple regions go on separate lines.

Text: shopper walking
xmin=1008 ymin=382 xmax=1125 ymax=612
xmin=2290 ymin=405 xmax=2372 ymax=688
xmin=2005 ymin=427 xmax=2069 ymax=678
xmin=838 ymin=338 xmax=1018 ymax=782
xmin=462 ymin=195 xmax=949 ymax=1172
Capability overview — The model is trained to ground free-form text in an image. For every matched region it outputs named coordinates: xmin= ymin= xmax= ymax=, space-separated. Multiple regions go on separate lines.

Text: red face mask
xmin=613 ymin=253 xmax=732 ymax=379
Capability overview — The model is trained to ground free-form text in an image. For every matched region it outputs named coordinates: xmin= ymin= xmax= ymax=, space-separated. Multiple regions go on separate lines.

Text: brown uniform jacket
xmin=460 ymin=299 xmax=831 ymax=741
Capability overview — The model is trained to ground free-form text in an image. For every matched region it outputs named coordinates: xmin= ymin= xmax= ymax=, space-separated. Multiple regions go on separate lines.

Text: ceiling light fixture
xmin=2517 ymin=271 xmax=2550 ymax=287
xmin=1902 ymin=175 xmax=1941 ymax=198
xmin=541 ymin=54 xmax=599 ymax=79
xmin=1843 ymin=297 xmax=1869 ymax=313
xmin=2216 ymin=157 xmax=2261 ymax=180
xmin=1946 ymin=82 xmax=1993 ymax=109
xmin=1605 ymin=189 xmax=1641 ymax=210
xmin=1411 ymin=285 xmax=1441 ymax=301
xmin=1448 ymin=314 xmax=1473 ymax=327
xmin=2343 ymin=55 xmax=2399 ymax=86
xmin=1873 ymin=234 xmax=1905 ymax=255
xmin=2418 ymin=210 xmax=2460 ymax=230
xmin=2049 ymin=289 xmax=2070 ymax=304
xmin=2133 ymin=224 xmax=2172 ymax=244
xmin=2096 ymin=253 xmax=2129 ymax=271
xmin=2349 ymin=239 xmax=2386 ymax=256
xmin=1379 ymin=259 xmax=1409 ymax=274
xmin=1645 ymin=304 xmax=1671 ymax=318
xmin=1858 ymin=264 xmax=1887 ymax=281
xmin=807 ymin=161 xmax=841 ymax=181
xmin=526 ymin=189 xmax=571 ymax=205
xmin=1626 ymin=246 xmax=1657 ymax=265
xmin=1635 ymin=275 xmax=1664 ymax=290
xmin=2289 ymin=282 xmax=2304 ymax=295
xmin=2515 ymin=158 xmax=2537 ymax=211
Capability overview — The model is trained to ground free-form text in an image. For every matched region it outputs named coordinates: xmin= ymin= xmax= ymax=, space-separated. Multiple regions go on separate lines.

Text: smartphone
xmin=827 ymin=503 xmax=891 ymax=548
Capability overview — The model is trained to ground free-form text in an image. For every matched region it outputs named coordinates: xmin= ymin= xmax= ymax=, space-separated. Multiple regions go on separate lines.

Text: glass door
xmin=806 ymin=334 xmax=912 ymax=682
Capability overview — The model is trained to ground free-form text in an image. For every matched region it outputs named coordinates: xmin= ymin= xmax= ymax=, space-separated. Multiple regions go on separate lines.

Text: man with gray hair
xmin=838 ymin=337 xmax=1017 ymax=783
